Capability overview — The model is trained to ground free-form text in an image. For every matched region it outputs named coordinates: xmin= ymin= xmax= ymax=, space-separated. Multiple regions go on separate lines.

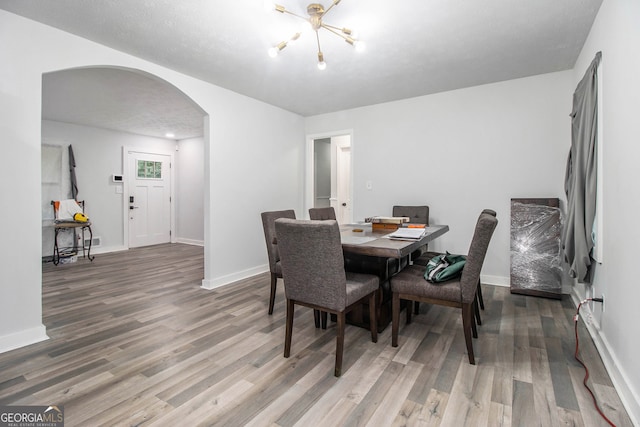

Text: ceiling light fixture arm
xmin=320 ymin=24 xmax=354 ymax=44
xmin=316 ymin=30 xmax=326 ymax=70
xmin=274 ymin=4 xmax=307 ymax=21
xmin=321 ymin=0 xmax=342 ymax=17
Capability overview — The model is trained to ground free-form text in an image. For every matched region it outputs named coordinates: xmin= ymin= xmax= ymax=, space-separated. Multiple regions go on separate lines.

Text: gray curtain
xmin=562 ymin=51 xmax=601 ymax=283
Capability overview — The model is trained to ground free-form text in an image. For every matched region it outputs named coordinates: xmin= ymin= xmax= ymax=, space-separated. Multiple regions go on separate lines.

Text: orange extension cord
xmin=573 ymin=298 xmax=616 ymax=427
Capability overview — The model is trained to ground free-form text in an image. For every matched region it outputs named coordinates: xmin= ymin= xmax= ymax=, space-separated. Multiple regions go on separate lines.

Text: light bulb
xmin=354 ymin=40 xmax=366 ymax=53
xmin=268 ymin=47 xmax=279 ymax=58
xmin=317 ymin=61 xmax=327 ymax=70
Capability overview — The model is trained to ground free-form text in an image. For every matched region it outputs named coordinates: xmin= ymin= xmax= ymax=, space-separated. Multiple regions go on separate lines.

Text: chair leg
xmin=414 ymin=301 xmax=420 ymax=315
xmin=369 ymin=292 xmax=378 ymax=343
xmin=392 ymin=292 xmax=400 ymax=347
xmin=335 ymin=312 xmax=345 ymax=377
xmin=471 ymin=306 xmax=478 ymax=339
xmin=284 ymin=299 xmax=294 ymax=358
xmin=462 ymin=303 xmax=475 ymax=364
xmin=313 ymin=310 xmax=321 ymax=328
xmin=321 ymin=311 xmax=328 ymax=329
xmin=268 ymin=273 xmax=278 ymax=315
xmin=474 ymin=296 xmax=482 ymax=326
xmin=477 ymin=280 xmax=485 ymax=310
xmin=406 ymin=299 xmax=413 ymax=325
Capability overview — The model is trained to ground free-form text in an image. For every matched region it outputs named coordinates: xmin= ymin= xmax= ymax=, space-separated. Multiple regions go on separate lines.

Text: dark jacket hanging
xmin=69 ymin=144 xmax=79 ymax=200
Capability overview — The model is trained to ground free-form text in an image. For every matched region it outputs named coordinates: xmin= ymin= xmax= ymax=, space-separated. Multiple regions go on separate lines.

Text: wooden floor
xmin=0 ymin=244 xmax=632 ymax=426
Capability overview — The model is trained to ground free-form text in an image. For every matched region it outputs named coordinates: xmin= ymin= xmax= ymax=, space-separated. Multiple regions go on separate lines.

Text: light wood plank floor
xmin=0 ymin=244 xmax=633 ymax=426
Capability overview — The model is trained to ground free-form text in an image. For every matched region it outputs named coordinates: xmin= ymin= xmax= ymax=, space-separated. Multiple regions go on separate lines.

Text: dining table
xmin=339 ymin=223 xmax=450 ymax=331
xmin=340 ymin=223 xmax=449 ymax=260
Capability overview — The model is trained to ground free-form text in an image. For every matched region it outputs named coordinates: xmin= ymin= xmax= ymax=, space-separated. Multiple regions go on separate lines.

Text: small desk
xmin=53 ymin=221 xmax=95 ymax=265
xmin=340 ymin=223 xmax=449 ymax=331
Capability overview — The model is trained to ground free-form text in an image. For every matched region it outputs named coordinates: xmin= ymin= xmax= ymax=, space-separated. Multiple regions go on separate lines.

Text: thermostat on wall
xmin=112 ymin=174 xmax=124 ymax=183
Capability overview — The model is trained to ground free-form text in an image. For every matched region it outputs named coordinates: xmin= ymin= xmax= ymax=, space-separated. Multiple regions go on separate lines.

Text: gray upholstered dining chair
xmin=392 ymin=205 xmax=429 ymax=225
xmin=391 ymin=211 xmax=497 ymax=364
xmin=309 ymin=206 xmax=337 ymax=220
xmin=414 ymin=208 xmax=497 ymax=314
xmin=261 ymin=209 xmax=296 ymax=315
xmin=275 ymin=218 xmax=379 ymax=377
xmin=393 ymin=205 xmax=430 ymax=314
xmin=307 ymin=206 xmax=338 ymax=328
xmin=475 ymin=209 xmax=496 ymax=310
xmin=392 ymin=205 xmax=430 ymax=260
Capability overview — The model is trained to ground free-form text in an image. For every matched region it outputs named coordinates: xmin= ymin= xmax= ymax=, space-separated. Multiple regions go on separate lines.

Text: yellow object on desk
xmin=74 ymin=212 xmax=89 ymax=222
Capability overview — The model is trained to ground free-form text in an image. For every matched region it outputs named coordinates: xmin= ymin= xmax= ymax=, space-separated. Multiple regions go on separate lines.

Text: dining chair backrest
xmin=481 ymin=208 xmax=497 ymax=217
xmin=309 ymin=206 xmax=337 ymax=221
xmin=392 ymin=205 xmax=429 ymax=225
xmin=459 ymin=212 xmax=498 ymax=303
xmin=261 ymin=209 xmax=296 ymax=273
xmin=275 ymin=218 xmax=348 ymax=312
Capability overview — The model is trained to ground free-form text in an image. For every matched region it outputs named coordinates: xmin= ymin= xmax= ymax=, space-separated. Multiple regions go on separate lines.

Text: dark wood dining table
xmin=340 ymin=223 xmax=449 ymax=260
xmin=339 ymin=223 xmax=450 ymax=331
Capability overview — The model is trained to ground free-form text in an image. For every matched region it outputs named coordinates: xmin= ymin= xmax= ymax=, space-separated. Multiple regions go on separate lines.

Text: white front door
xmin=128 ymin=151 xmax=171 ymax=248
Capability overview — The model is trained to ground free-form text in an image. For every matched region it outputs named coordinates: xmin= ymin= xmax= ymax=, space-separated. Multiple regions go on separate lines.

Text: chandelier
xmin=267 ymin=1 xmax=365 ymax=70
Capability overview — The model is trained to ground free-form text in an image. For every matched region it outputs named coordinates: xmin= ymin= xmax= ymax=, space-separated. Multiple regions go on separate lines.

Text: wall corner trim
xmin=201 ymin=266 xmax=268 ymax=291
xmin=0 ymin=325 xmax=49 ymax=354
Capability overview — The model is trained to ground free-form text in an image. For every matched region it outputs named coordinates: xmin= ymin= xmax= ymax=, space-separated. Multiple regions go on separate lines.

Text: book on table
xmin=366 ymin=216 xmax=410 ymax=224
xmin=366 ymin=216 xmax=410 ymax=231
xmin=386 ymin=227 xmax=426 ymax=240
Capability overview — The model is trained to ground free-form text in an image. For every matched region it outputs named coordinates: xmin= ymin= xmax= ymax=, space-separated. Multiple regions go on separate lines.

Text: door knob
xmin=342 ymin=203 xmax=347 ymax=206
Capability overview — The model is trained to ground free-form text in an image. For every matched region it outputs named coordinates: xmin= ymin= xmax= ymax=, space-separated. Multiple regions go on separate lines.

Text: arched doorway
xmin=41 ymin=66 xmax=207 ymax=273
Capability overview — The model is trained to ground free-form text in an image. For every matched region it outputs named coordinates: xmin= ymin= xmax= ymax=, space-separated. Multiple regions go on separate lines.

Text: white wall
xmin=306 ymin=71 xmax=573 ymax=286
xmin=42 ymin=120 xmax=178 ymax=254
xmin=570 ymin=0 xmax=640 ymax=423
xmin=176 ymin=136 xmax=204 ymax=245
xmin=0 ymin=10 xmax=304 ymax=352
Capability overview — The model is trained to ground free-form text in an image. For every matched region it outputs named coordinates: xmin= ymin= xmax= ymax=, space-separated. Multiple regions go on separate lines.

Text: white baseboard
xmin=0 ymin=325 xmax=49 ymax=354
xmin=570 ymin=290 xmax=640 ymax=426
xmin=481 ymin=274 xmax=510 ymax=287
xmin=89 ymin=245 xmax=128 ymax=255
xmin=176 ymin=238 xmax=204 ymax=247
xmin=201 ymin=265 xmax=268 ymax=290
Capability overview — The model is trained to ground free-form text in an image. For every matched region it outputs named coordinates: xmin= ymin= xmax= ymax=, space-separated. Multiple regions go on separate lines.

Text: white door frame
xmin=336 ymin=143 xmax=351 ymax=224
xmin=122 ymin=146 xmax=177 ymax=248
xmin=305 ymin=129 xmax=354 ymax=222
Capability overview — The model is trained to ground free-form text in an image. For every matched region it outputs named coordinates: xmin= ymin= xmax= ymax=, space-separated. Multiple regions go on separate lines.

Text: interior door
xmin=128 ymin=151 xmax=171 ymax=248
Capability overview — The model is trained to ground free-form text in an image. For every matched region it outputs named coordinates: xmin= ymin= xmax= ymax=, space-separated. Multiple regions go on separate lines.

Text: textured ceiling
xmin=2 ymin=0 xmax=602 ymax=139
xmin=42 ymin=68 xmax=206 ymax=140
